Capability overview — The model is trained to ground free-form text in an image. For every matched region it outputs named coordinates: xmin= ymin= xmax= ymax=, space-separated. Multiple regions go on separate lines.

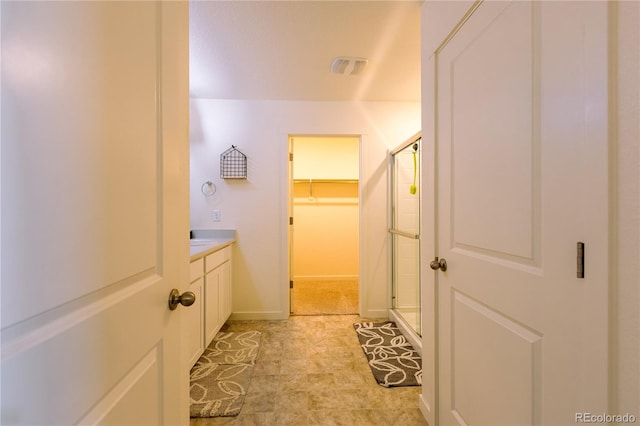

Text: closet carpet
xmin=292 ymin=280 xmax=359 ymax=315
xmin=190 ymin=315 xmax=427 ymax=426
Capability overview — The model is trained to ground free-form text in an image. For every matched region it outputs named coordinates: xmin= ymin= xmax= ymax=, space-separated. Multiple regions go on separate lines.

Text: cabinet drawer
xmin=190 ymin=258 xmax=204 ymax=283
xmin=205 ymin=246 xmax=230 ymax=273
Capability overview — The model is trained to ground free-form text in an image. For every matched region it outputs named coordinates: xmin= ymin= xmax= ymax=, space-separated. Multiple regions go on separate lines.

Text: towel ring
xmin=201 ymin=181 xmax=217 ymax=197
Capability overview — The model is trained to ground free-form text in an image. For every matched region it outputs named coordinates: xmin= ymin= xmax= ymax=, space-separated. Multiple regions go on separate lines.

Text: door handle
xmin=430 ymin=257 xmax=447 ymax=272
xmin=168 ymin=289 xmax=196 ymax=310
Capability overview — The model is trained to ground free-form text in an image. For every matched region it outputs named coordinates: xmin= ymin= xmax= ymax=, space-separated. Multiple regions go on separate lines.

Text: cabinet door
xmin=204 ymin=269 xmax=220 ymax=347
xmin=186 ymin=278 xmax=204 ymax=367
xmin=219 ymin=261 xmax=232 ymax=324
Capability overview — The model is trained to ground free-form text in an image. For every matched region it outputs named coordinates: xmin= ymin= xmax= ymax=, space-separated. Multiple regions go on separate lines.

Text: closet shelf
xmin=293 ymin=179 xmax=358 ymax=184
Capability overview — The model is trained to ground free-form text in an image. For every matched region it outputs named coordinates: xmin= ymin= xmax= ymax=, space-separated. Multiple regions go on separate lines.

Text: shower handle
xmin=430 ymin=257 xmax=447 ymax=272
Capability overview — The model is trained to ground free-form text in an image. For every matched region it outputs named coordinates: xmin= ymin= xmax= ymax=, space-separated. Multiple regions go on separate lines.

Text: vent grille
xmin=330 ymin=57 xmax=368 ymax=75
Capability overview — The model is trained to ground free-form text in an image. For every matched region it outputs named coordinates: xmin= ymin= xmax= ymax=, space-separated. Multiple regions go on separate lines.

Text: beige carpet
xmin=292 ymin=279 xmax=358 ymax=315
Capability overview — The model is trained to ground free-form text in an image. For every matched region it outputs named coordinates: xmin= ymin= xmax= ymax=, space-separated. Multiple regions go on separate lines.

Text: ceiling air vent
xmin=330 ymin=57 xmax=368 ymax=75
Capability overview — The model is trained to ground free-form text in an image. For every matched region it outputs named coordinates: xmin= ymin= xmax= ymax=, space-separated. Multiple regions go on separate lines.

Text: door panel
xmin=1 ymin=0 xmax=160 ymax=327
xmin=450 ymin=1 xmax=538 ymax=263
xmin=1 ymin=1 xmax=190 ymax=424
xmin=452 ymin=292 xmax=542 ymax=426
xmin=432 ymin=1 xmax=608 ymax=424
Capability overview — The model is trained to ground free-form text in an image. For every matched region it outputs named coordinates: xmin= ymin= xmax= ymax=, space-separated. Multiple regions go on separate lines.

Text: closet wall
xmin=292 ymin=136 xmax=359 ymax=281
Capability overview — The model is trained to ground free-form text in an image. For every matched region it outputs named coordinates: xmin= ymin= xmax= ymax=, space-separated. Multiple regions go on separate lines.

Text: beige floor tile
xmin=274 ymin=390 xmax=308 ymax=412
xmin=241 ymin=391 xmax=276 ymax=414
xmin=247 ymin=374 xmax=279 ymax=393
xmin=277 ymin=373 xmax=309 ymax=392
xmin=273 ymin=411 xmax=309 ymax=426
xmin=191 ymin=315 xmax=426 ymax=426
xmin=252 ymin=359 xmax=282 ymax=376
xmin=306 ymin=373 xmax=337 ymax=391
xmin=234 ymin=412 xmax=276 ymax=426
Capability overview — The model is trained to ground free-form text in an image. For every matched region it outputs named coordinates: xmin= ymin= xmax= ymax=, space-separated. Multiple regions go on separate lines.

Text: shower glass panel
xmin=390 ymin=136 xmax=421 ymax=336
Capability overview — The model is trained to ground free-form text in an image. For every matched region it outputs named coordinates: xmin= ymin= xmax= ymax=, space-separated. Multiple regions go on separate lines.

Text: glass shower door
xmin=390 ymin=136 xmax=421 ymax=336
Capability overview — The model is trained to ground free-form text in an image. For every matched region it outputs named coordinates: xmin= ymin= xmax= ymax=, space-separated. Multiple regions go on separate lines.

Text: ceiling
xmin=189 ymin=1 xmax=422 ymax=102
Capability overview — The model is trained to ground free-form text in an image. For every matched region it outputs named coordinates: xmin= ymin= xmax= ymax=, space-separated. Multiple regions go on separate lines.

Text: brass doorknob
xmin=430 ymin=257 xmax=447 ymax=272
xmin=168 ymin=289 xmax=196 ymax=310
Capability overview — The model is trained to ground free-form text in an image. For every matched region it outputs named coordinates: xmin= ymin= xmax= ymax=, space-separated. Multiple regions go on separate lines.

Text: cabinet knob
xmin=168 ymin=289 xmax=196 ymax=311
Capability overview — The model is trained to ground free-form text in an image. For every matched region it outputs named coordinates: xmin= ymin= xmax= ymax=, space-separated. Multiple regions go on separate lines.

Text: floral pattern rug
xmin=190 ymin=331 xmax=261 ymax=417
xmin=353 ymin=321 xmax=422 ymax=387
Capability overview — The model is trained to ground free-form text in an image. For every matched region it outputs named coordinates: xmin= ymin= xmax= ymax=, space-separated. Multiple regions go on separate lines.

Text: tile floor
xmin=190 ymin=315 xmax=428 ymax=426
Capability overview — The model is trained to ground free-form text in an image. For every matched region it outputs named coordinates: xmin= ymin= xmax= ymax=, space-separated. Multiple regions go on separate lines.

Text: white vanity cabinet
xmin=187 ymin=258 xmax=204 ymax=367
xmin=188 ymin=242 xmax=233 ymax=367
xmin=203 ymin=245 xmax=232 ymax=348
xmin=219 ymin=260 xmax=232 ymax=324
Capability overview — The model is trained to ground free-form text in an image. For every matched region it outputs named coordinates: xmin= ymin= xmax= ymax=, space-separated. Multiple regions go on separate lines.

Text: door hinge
xmin=289 ymin=216 xmax=293 ymax=225
xmin=289 ymin=152 xmax=293 ymax=161
xmin=290 ymin=280 xmax=294 ymax=289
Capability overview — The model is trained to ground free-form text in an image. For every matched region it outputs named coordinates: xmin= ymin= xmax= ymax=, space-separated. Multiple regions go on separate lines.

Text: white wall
xmin=190 ymin=99 xmax=420 ymax=319
xmin=292 ymin=136 xmax=359 ymax=180
xmin=293 ymin=182 xmax=359 ymax=280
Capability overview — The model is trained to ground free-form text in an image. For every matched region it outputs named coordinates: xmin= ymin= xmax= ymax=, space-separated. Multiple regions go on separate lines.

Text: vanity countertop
xmin=189 ymin=229 xmax=236 ymax=260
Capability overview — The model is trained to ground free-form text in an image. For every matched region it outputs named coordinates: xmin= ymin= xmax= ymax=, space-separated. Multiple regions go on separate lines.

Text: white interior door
xmin=288 ymin=137 xmax=295 ymax=313
xmin=1 ymin=1 xmax=190 ymax=424
xmin=427 ymin=1 xmax=609 ymax=424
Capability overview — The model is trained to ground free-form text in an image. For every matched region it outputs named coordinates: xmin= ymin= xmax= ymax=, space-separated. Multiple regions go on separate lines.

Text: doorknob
xmin=168 ymin=289 xmax=196 ymax=310
xmin=430 ymin=257 xmax=447 ymax=272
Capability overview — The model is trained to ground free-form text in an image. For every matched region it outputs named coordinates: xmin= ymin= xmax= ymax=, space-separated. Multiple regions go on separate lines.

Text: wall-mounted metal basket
xmin=220 ymin=145 xmax=247 ymax=179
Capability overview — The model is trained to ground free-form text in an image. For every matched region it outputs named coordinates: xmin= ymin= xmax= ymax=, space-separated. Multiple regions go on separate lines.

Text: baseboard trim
xmin=359 ymin=308 xmax=388 ymax=319
xmin=293 ymin=275 xmax=359 ymax=282
xmin=418 ymin=393 xmax=432 ymax=425
xmin=228 ymin=311 xmax=289 ymax=321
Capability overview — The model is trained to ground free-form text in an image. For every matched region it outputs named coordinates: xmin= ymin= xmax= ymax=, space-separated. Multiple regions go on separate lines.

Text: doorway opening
xmin=288 ymin=135 xmax=360 ymax=315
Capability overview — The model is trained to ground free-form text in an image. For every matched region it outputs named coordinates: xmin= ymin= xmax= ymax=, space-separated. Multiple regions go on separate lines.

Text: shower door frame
xmin=388 ymin=132 xmax=422 ymax=340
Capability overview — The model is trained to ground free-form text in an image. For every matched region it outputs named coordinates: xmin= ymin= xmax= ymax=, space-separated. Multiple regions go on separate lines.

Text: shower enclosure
xmin=389 ymin=133 xmax=421 ymax=343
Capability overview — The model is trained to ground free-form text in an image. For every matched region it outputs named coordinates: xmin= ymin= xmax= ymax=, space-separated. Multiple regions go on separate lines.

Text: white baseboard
xmin=418 ymin=394 xmax=433 ymax=426
xmin=359 ymin=308 xmax=389 ymax=320
xmin=228 ymin=311 xmax=289 ymax=321
xmin=294 ymin=275 xmax=359 ymax=282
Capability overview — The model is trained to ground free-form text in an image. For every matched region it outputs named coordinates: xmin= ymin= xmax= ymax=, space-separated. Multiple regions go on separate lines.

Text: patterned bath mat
xmin=353 ymin=321 xmax=422 ymax=387
xmin=190 ymin=330 xmax=261 ymax=417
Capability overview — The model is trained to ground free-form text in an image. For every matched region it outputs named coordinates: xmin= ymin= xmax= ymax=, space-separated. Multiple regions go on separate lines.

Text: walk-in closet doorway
xmin=288 ymin=135 xmax=360 ymax=315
